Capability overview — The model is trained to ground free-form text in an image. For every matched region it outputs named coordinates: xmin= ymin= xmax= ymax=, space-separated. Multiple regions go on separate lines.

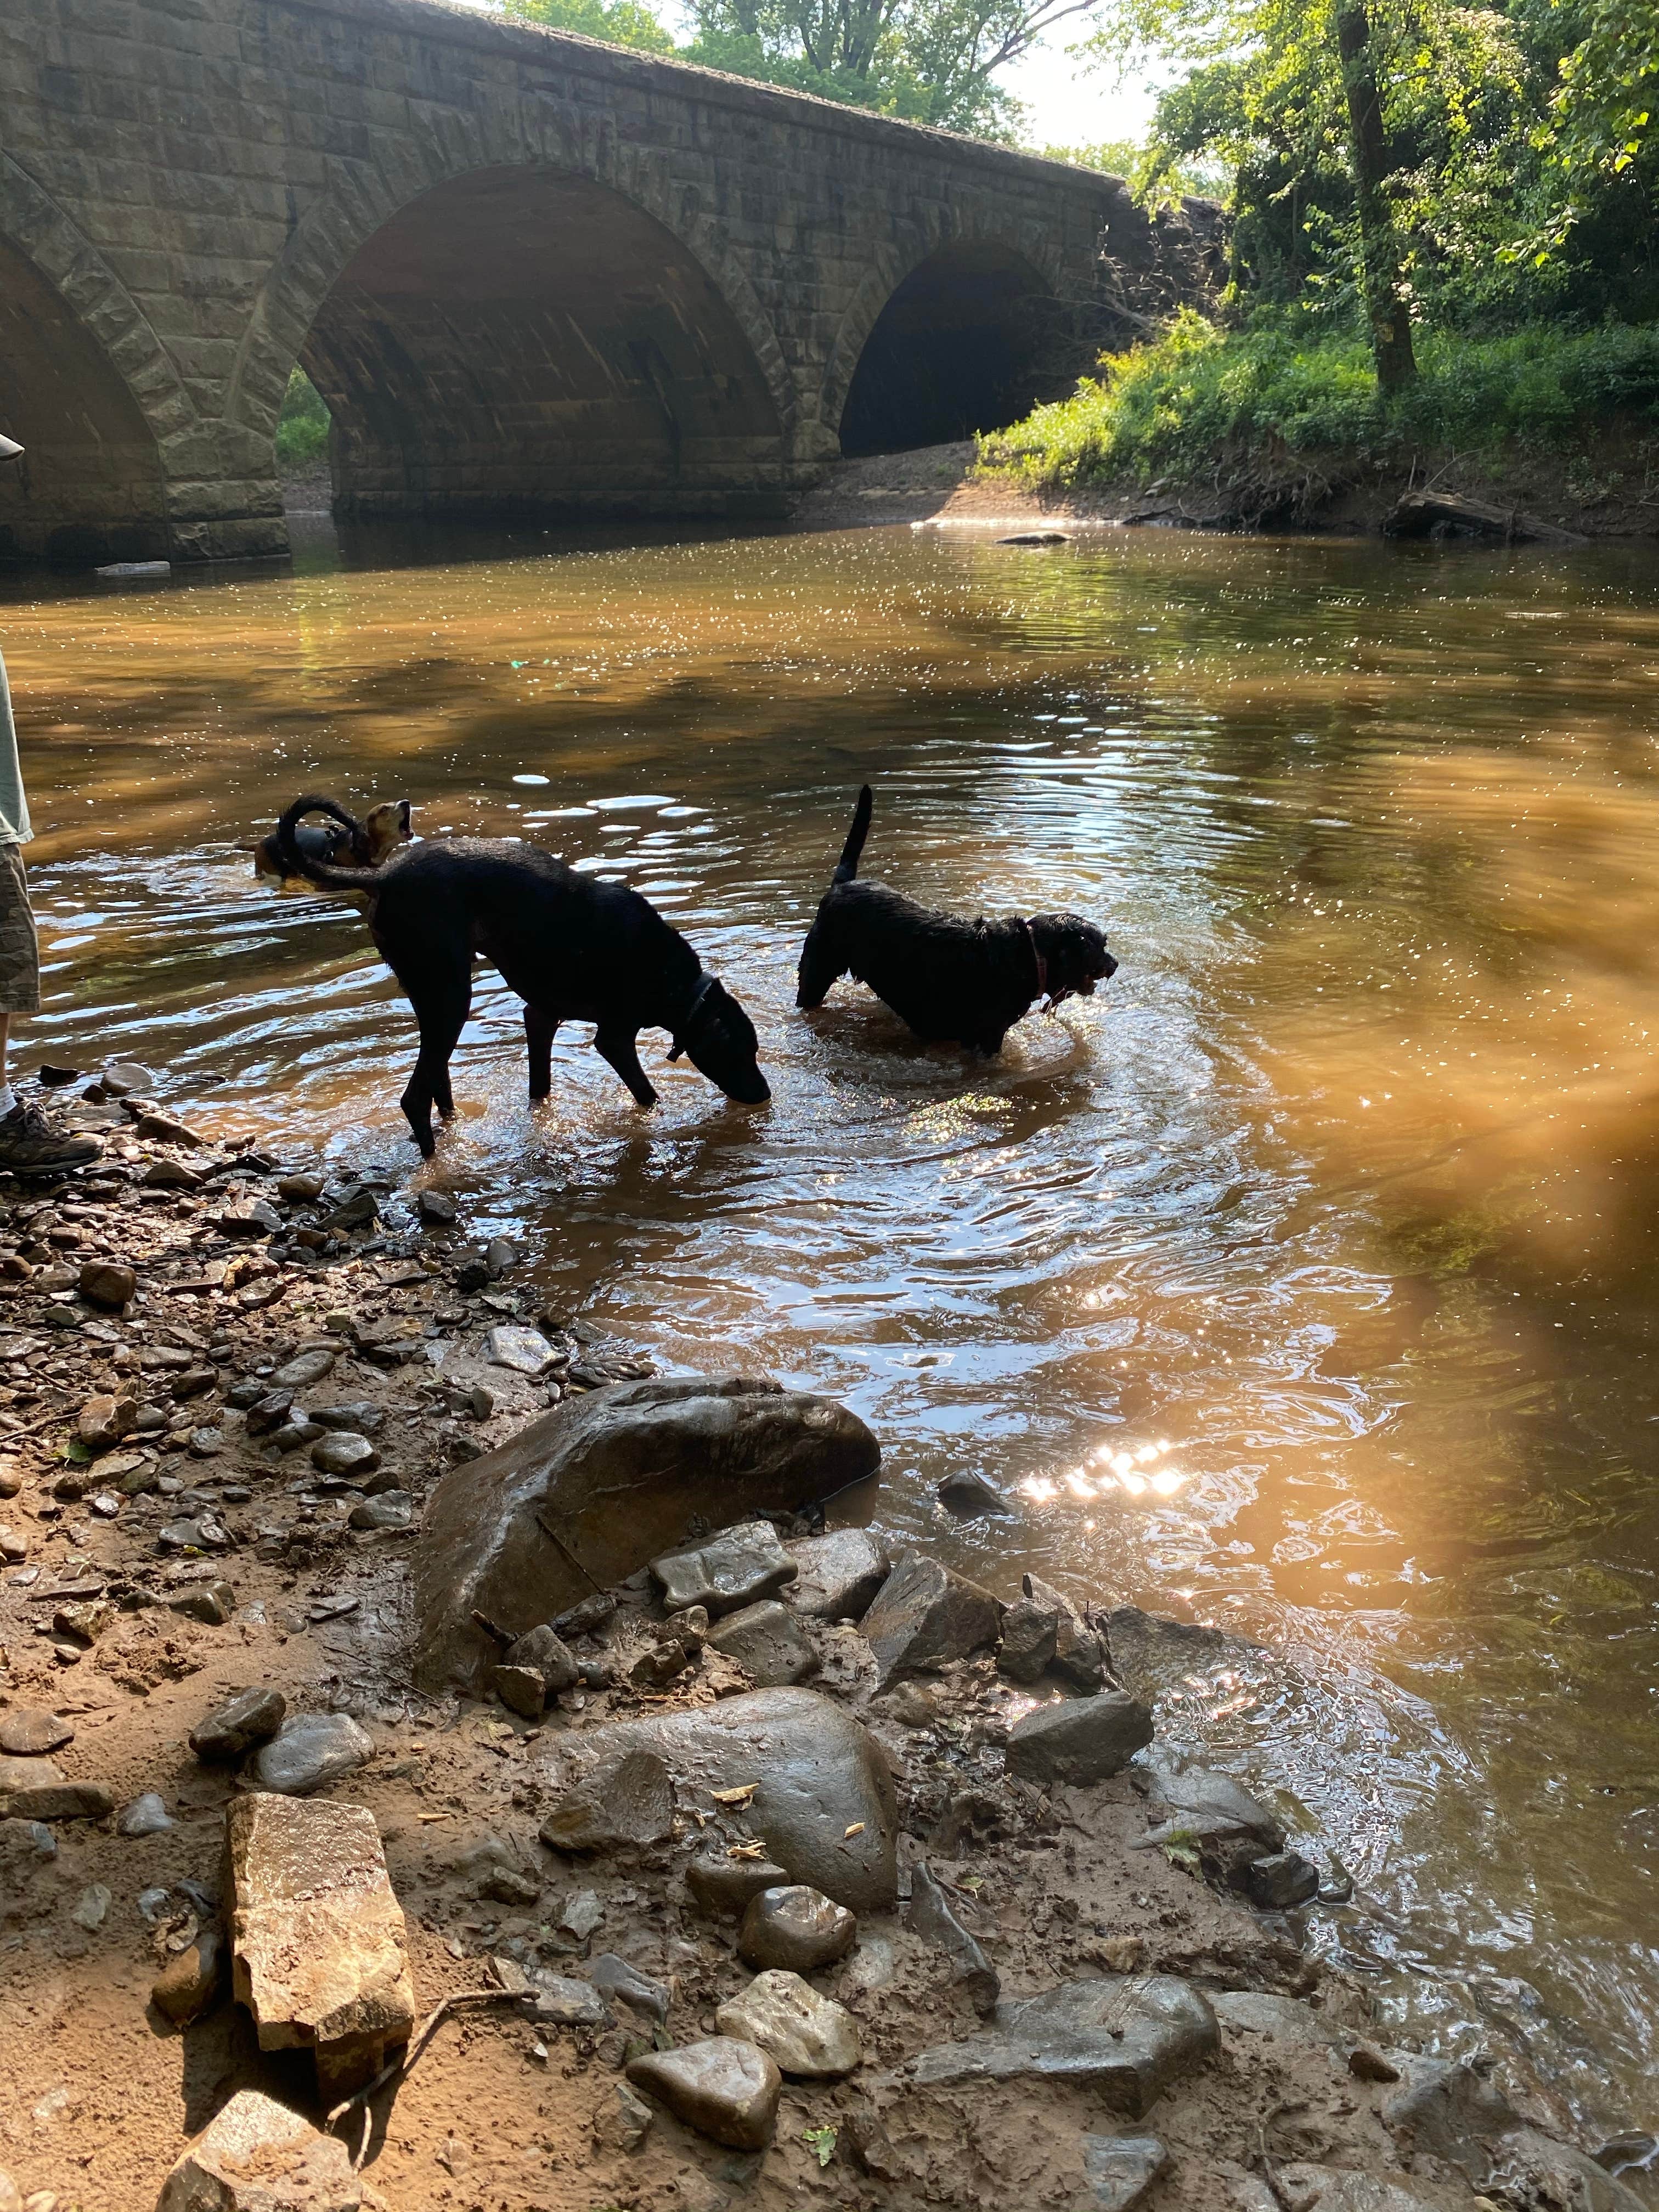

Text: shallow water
xmin=4 ymin=516 xmax=1658 ymax=2142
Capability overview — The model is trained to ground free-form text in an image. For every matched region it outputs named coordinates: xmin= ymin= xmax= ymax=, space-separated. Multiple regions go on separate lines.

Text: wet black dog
xmin=275 ymin=795 xmax=769 ymax=1156
xmin=797 ymin=786 xmax=1117 ymax=1053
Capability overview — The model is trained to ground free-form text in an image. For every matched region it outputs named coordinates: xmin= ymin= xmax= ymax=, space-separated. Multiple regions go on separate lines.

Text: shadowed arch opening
xmin=297 ymin=166 xmax=788 ymax=524
xmin=0 ymin=234 xmax=168 ymax=566
xmin=839 ymin=243 xmax=1059 ymax=456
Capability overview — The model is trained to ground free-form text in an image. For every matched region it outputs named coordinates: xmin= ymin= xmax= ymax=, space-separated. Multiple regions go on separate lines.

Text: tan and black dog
xmin=252 ymin=797 xmax=411 ymax=890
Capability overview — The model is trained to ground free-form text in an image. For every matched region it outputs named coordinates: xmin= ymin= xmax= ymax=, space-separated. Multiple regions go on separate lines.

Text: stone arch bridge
xmin=0 ymin=0 xmax=1220 ymax=565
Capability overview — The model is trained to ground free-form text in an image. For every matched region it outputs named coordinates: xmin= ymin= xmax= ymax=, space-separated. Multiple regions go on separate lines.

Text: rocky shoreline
xmin=0 ymin=1069 xmax=1649 ymax=2211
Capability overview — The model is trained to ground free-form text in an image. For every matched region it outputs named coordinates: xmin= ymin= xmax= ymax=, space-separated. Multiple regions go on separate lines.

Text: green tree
xmin=498 ymin=0 xmax=675 ymax=54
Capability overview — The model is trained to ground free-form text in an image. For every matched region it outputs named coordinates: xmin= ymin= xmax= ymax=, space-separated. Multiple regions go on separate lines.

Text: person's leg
xmin=0 ymin=846 xmax=98 ymax=1171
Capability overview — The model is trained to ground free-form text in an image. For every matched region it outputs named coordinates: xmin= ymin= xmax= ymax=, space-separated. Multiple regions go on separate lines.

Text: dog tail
xmin=274 ymin=795 xmax=382 ymax=890
xmin=834 ymin=786 xmax=874 ymax=884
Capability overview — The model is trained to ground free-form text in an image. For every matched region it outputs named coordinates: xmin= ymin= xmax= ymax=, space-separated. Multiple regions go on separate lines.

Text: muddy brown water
xmin=3 ymin=515 xmax=1658 ymax=2149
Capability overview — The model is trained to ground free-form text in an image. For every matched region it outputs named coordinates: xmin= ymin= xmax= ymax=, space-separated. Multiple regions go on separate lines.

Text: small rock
xmin=4 ymin=1781 xmax=114 ymax=1820
xmin=783 ymin=1528 xmax=890 ymax=1621
xmin=686 ymin=1856 xmax=791 ymax=1921
xmin=118 ymin=1792 xmax=173 ymax=1836
xmin=252 ymin=1711 xmax=374 ymax=1796
xmin=489 ymin=1663 xmax=548 ymax=1718
xmin=270 ymin=1347 xmax=336 ymax=1391
xmin=561 ymin=1888 xmax=603 ymax=1941
xmin=504 ymin=1622 xmax=580 ymax=1690
xmin=312 ymin=1400 xmax=385 ymax=1434
xmin=1081 ymin=2132 xmax=1169 ymax=2212
xmin=77 ymin=1260 xmax=136 ymax=1310
xmin=936 ymin=1469 xmax=1010 ymax=1518
xmin=0 ymin=1709 xmax=72 ymax=1757
xmin=220 ymin=1198 xmax=281 ymax=1238
xmin=534 ymin=1974 xmax=607 ymax=2026
xmin=738 ymin=1884 xmax=856 ymax=1973
xmin=77 ymin=1393 xmax=137 ymax=1452
xmin=276 ymin=1172 xmax=326 ymax=1202
xmin=101 ymin=1059 xmax=156 ymax=1096
xmin=190 ymin=1685 xmax=286 ymax=1761
xmin=629 ymin=1636 xmax=693 ymax=1688
xmin=171 ymin=1365 xmax=218 ymax=1401
xmin=1006 ymin=1693 xmax=1154 ymax=1788
xmin=153 ymin=2087 xmax=361 ymax=2211
xmin=481 ymin=1866 xmax=540 ymax=1906
xmin=244 ymin=1389 xmax=295 ymax=1435
xmin=158 ymin=1515 xmax=230 ymax=1553
xmin=485 ymin=1236 xmax=517 ymax=1277
xmin=151 ymin=1922 xmax=225 ymax=2028
xmin=168 ymin=1580 xmax=235 ymax=1626
xmin=627 ymin=2038 xmax=782 ymax=2152
xmin=264 ymin=1420 xmax=323 ymax=1454
xmin=349 ymin=1491 xmax=412 ymax=1532
xmin=718 ymin=1969 xmax=861 ymax=2076
xmin=653 ymin=1520 xmax=798 ymax=1616
xmin=908 ymin=1863 xmax=998 ymax=2014
xmin=999 ymin=1572 xmax=1108 ymax=1689
xmin=540 ymin=1748 xmax=675 ymax=1853
xmin=72 ymin=1882 xmax=111 ymax=1929
xmin=707 ymin=1599 xmax=820 ymax=1686
xmin=859 ymin=1551 xmax=1002 ymax=1690
xmin=186 ymin=1427 xmax=225 ymax=1458
xmin=592 ymin=2080 xmax=655 ymax=2153
xmin=417 ymin=1189 xmax=457 ymax=1226
xmin=140 ymin=1156 xmax=205 ymax=1189
xmin=483 ymin=1324 xmax=562 ymax=1378
xmin=1245 ymin=1850 xmax=1321 ymax=1909
xmin=911 ymin=1974 xmax=1218 ymax=2115
xmin=590 ymin=1952 xmax=670 ymax=2024
xmin=311 ymin=1431 xmax=379 ymax=1478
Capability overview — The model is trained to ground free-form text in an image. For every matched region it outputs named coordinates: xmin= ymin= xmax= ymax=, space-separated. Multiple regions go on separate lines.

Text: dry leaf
xmin=712 ymin=1782 xmax=759 ymax=1805
xmin=843 ymin=1821 xmax=866 ymax=1838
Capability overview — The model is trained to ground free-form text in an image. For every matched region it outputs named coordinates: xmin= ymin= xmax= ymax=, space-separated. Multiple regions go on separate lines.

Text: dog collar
xmin=1023 ymin=920 xmax=1049 ymax=1002
xmin=668 ymin=972 xmax=719 ymax=1059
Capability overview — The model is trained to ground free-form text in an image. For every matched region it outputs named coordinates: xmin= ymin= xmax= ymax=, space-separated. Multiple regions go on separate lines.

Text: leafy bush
xmin=982 ymin=311 xmax=1659 ymax=486
xmin=275 ymin=369 xmax=330 ymax=468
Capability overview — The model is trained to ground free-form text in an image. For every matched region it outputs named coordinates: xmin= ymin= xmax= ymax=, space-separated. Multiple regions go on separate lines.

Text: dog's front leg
xmin=595 ymin=1025 xmax=657 ymax=1109
xmin=524 ymin=1005 xmax=558 ymax=1102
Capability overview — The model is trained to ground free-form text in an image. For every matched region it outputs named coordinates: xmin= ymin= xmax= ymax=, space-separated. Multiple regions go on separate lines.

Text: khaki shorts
xmin=0 ymin=843 xmax=40 ymax=1014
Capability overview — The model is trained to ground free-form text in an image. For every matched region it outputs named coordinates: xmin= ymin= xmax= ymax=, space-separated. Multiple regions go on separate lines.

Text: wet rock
xmin=221 ymin=1198 xmax=282 ymax=1239
xmin=910 ymin=1974 xmax=1218 ymax=2117
xmin=320 ymin=1188 xmax=379 ymax=1233
xmin=1210 ymin=1991 xmax=1342 ymax=2048
xmin=907 ymin=1863 xmax=998 ymax=2015
xmin=415 ymin=1376 xmax=878 ymax=1690
xmin=77 ymin=1393 xmax=137 ymax=1451
xmin=1132 ymin=1748 xmax=1285 ymax=1852
xmin=592 ymin=2080 xmax=655 ymax=2153
xmin=561 ymin=1888 xmax=602 ymax=1941
xmin=718 ymin=1970 xmax=861 ymax=2077
xmin=187 ymin=1426 xmax=226 ymax=1458
xmin=591 ymin=1951 xmax=670 ymax=2024
xmin=141 ymin=1156 xmax=205 ymax=1190
xmin=483 ymin=1324 xmax=562 ymax=1378
xmin=172 ymin=1365 xmax=218 ymax=1402
xmin=740 ymin=1884 xmax=856 ymax=1972
xmin=627 ymin=2038 xmax=782 ymax=2152
xmin=707 ymin=1598 xmax=819 ymax=1685
xmin=536 ymin=1689 xmax=897 ymax=1910
xmin=534 ymin=1974 xmax=607 ymax=2027
xmin=539 ymin=1748 xmax=675 ymax=1853
xmin=169 ymin=1580 xmax=235 ymax=1626
xmin=783 ymin=1528 xmax=889 ymax=1621
xmin=245 ymin=1389 xmax=295 ymax=1435
xmin=348 ymin=1491 xmax=412 ymax=1532
xmin=481 ymin=1865 xmax=540 ymax=1905
xmin=101 ymin=1058 xmax=155 ymax=1096
xmin=1380 ymin=2055 xmax=1519 ymax=2180
xmin=312 ymin=1432 xmax=380 ymax=1480
xmin=4 ymin=1781 xmax=114 ymax=1820
xmin=490 ymin=1664 xmax=549 ymax=1719
xmin=1273 ymin=2168 xmax=1438 ymax=2212
xmin=191 ymin=1686 xmax=287 ymax=1761
xmin=860 ymin=1551 xmax=1002 ymax=1690
xmin=1081 ymin=2133 xmax=1169 ymax=2212
xmin=1102 ymin=1606 xmax=1232 ymax=1700
xmin=654 ymin=1520 xmax=798 ymax=1617
xmin=78 ymin=1260 xmax=136 ymax=1310
xmin=228 ymin=1792 xmax=415 ymax=2097
xmin=313 ymin=1401 xmax=385 ymax=1434
xmin=630 ymin=1637 xmax=695 ymax=1689
xmin=486 ymin=1237 xmax=518 ymax=1277
xmin=553 ymin=1590 xmax=618 ymax=1638
xmin=417 ymin=1189 xmax=458 ymax=1226
xmin=151 ymin=1922 xmax=225 ymax=2028
xmin=1245 ymin=1850 xmax=1321 ymax=1909
xmin=154 ymin=2086 xmax=361 ymax=2210
xmin=687 ymin=1855 xmax=791 ymax=1921
xmin=1489 ymin=2129 xmax=1648 ymax=2212
xmin=504 ymin=1622 xmax=579 ymax=1690
xmin=1006 ymin=1693 xmax=1154 ymax=1788
xmin=936 ymin=1469 xmax=1011 ymax=1518
xmin=278 ymin=1172 xmax=326 ymax=1203
xmin=998 ymin=1573 xmax=1108 ymax=1689
xmin=252 ymin=1712 xmax=374 ymax=1796
xmin=271 ymin=1347 xmax=336 ymax=1391
xmin=0 ymin=1708 xmax=72 ymax=1757
xmin=119 ymin=1792 xmax=173 ymax=1836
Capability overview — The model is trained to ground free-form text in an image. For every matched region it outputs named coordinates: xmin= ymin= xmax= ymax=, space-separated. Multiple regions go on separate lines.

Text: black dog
xmin=797 ymin=786 xmax=1117 ymax=1053
xmin=275 ymin=796 xmax=769 ymax=1156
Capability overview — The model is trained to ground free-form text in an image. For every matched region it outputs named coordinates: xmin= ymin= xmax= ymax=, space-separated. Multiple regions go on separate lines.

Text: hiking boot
xmin=0 ymin=1095 xmax=103 ymax=1174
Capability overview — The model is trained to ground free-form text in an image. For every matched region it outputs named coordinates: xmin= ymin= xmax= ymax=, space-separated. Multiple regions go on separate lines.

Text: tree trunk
xmin=1336 ymin=3 xmax=1417 ymax=390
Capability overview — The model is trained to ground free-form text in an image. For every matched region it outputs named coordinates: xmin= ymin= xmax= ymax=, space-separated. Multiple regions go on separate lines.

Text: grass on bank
xmin=275 ymin=369 xmax=330 ymax=469
xmin=981 ymin=312 xmax=1659 ymax=493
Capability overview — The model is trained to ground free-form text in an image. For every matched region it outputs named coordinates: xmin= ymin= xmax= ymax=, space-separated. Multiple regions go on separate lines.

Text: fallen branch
xmin=326 ymin=1984 xmax=524 ymax=2160
xmin=1383 ymin=488 xmax=1588 ymax=545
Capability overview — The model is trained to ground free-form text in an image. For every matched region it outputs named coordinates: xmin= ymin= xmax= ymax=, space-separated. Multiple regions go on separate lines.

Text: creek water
xmin=3 ymin=516 xmax=1658 ymax=2147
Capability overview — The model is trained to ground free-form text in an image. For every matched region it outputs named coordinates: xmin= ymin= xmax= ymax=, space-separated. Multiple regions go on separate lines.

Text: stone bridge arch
xmin=230 ymin=114 xmax=800 ymax=524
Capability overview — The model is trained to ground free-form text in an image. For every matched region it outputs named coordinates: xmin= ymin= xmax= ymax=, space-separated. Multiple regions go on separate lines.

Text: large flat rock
xmin=909 ymin=1974 xmax=1217 ymax=2117
xmin=534 ymin=1686 xmax=898 ymax=1911
xmin=413 ymin=1375 xmax=879 ymax=1690
xmin=227 ymin=1793 xmax=416 ymax=2098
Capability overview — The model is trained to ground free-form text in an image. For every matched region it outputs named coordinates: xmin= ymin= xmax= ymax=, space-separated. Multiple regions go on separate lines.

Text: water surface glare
xmin=6 ymin=521 xmax=1659 ymax=2140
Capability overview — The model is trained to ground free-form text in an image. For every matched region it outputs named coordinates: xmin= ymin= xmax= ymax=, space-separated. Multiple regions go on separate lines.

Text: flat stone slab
xmin=534 ymin=1686 xmax=898 ymax=1910
xmin=154 ymin=2087 xmax=360 ymax=2210
xmin=414 ymin=1376 xmax=878 ymax=1690
xmin=654 ymin=1521 xmax=798 ymax=1615
xmin=909 ymin=1974 xmax=1218 ymax=2118
xmin=252 ymin=1712 xmax=373 ymax=1796
xmin=861 ymin=1551 xmax=1002 ymax=1690
xmin=1006 ymin=1692 xmax=1154 ymax=1788
xmin=706 ymin=1597 xmax=819 ymax=1685
xmin=627 ymin=2037 xmax=781 ymax=2151
xmin=484 ymin=1324 xmax=563 ymax=1378
xmin=718 ymin=1969 xmax=861 ymax=2076
xmin=227 ymin=1792 xmax=416 ymax=2097
xmin=783 ymin=1527 xmax=890 ymax=1620
xmin=0 ymin=1708 xmax=73 ymax=1756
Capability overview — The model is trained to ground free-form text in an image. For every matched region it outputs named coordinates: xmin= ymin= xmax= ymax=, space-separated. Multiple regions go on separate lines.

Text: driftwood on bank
xmin=1383 ymin=488 xmax=1588 ymax=545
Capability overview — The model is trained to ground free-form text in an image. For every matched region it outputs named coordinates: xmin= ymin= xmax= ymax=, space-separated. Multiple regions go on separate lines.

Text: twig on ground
xmin=326 ymin=1984 xmax=524 ymax=2161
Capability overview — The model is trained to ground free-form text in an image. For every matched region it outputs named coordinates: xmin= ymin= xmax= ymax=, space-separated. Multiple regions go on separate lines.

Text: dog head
xmin=667 ymin=976 xmax=771 ymax=1105
xmin=1028 ymin=913 xmax=1118 ymax=1003
xmin=252 ymin=797 xmax=413 ymax=883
